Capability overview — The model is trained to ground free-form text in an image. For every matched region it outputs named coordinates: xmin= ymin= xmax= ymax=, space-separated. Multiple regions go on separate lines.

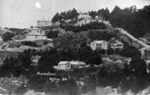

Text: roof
xmin=26 ymin=33 xmax=45 ymax=36
xmin=58 ymin=61 xmax=86 ymax=65
xmin=58 ymin=61 xmax=69 ymax=65
xmin=70 ymin=61 xmax=86 ymax=65
xmin=78 ymin=14 xmax=92 ymax=19
xmin=47 ymin=38 xmax=53 ymax=41
xmin=102 ymin=57 xmax=113 ymax=62
xmin=113 ymin=40 xmax=123 ymax=45
xmin=114 ymin=59 xmax=123 ymax=64
xmin=93 ymin=40 xmax=107 ymax=44
xmin=31 ymin=55 xmax=41 ymax=63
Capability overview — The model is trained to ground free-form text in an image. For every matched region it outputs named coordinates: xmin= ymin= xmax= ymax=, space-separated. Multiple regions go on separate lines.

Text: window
xmin=40 ymin=30 xmax=42 ymax=34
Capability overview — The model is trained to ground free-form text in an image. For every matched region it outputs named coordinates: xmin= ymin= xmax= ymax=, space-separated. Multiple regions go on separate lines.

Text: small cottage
xmin=55 ymin=61 xmax=86 ymax=70
xmin=37 ymin=20 xmax=52 ymax=27
xmin=25 ymin=27 xmax=47 ymax=41
xmin=110 ymin=40 xmax=124 ymax=49
xmin=90 ymin=40 xmax=108 ymax=51
xmin=31 ymin=55 xmax=41 ymax=66
xmin=57 ymin=61 xmax=71 ymax=70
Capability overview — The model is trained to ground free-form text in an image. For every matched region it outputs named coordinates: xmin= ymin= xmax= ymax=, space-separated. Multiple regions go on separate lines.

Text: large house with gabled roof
xmin=54 ymin=61 xmax=86 ymax=70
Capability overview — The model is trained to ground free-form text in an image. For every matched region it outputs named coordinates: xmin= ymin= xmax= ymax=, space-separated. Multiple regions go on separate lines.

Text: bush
xmin=2 ymin=32 xmax=15 ymax=42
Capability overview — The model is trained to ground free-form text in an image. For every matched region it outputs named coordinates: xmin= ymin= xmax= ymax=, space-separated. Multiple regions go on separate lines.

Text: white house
xmin=31 ymin=55 xmax=41 ymax=66
xmin=78 ymin=13 xmax=92 ymax=20
xmin=76 ymin=12 xmax=93 ymax=26
xmin=55 ymin=61 xmax=86 ymax=70
xmin=90 ymin=40 xmax=108 ymax=51
xmin=57 ymin=61 xmax=71 ymax=70
xmin=37 ymin=20 xmax=52 ymax=27
xmin=110 ymin=40 xmax=124 ymax=50
xmin=70 ymin=61 xmax=86 ymax=69
xmin=25 ymin=28 xmax=47 ymax=41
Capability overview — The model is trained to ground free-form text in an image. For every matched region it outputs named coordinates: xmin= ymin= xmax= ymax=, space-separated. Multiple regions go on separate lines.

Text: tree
xmin=2 ymin=32 xmax=14 ymax=42
xmin=54 ymin=33 xmax=86 ymax=51
xmin=97 ymin=8 xmax=110 ymax=20
xmin=37 ymin=49 xmax=59 ymax=72
xmin=120 ymin=46 xmax=141 ymax=58
xmin=18 ymin=50 xmax=32 ymax=71
xmin=52 ymin=13 xmax=62 ymax=23
xmin=130 ymin=58 xmax=149 ymax=92
xmin=0 ymin=57 xmax=22 ymax=77
xmin=109 ymin=5 xmax=150 ymax=38
xmin=78 ymin=46 xmax=102 ymax=66
xmin=89 ymin=11 xmax=97 ymax=19
xmin=46 ymin=30 xmax=59 ymax=38
xmin=88 ymin=30 xmax=116 ymax=41
xmin=70 ymin=8 xmax=79 ymax=19
xmin=68 ymin=77 xmax=80 ymax=95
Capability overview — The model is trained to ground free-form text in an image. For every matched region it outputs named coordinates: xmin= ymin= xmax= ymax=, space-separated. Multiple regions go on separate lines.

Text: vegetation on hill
xmin=52 ymin=5 xmax=150 ymax=38
xmin=22 ymin=41 xmax=39 ymax=47
xmin=109 ymin=5 xmax=150 ymax=38
xmin=8 ymin=28 xmax=26 ymax=35
xmin=2 ymin=32 xmax=15 ymax=42
xmin=88 ymin=8 xmax=110 ymax=20
xmin=52 ymin=8 xmax=79 ymax=23
xmin=0 ymin=4 xmax=150 ymax=95
xmin=88 ymin=30 xmax=116 ymax=41
xmin=60 ymin=22 xmax=106 ymax=33
xmin=46 ymin=30 xmax=59 ymax=38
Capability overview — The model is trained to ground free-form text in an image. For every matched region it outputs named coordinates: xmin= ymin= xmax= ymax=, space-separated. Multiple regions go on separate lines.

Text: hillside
xmin=52 ymin=9 xmax=150 ymax=52
xmin=0 ymin=51 xmax=20 ymax=59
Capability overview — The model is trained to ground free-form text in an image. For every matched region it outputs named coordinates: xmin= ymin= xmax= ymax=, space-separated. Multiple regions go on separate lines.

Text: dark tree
xmin=97 ymin=8 xmax=110 ymax=20
xmin=89 ymin=11 xmax=97 ymax=19
xmin=52 ymin=13 xmax=62 ymax=22
xmin=46 ymin=30 xmax=59 ymax=38
xmin=2 ymin=32 xmax=15 ymax=42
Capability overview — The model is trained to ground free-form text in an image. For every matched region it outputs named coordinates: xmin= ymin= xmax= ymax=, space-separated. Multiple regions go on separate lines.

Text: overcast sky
xmin=0 ymin=0 xmax=150 ymax=28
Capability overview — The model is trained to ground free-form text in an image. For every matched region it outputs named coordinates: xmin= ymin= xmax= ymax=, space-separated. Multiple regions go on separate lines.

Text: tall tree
xmin=97 ymin=8 xmax=110 ymax=20
xmin=52 ymin=13 xmax=62 ymax=22
xmin=2 ymin=32 xmax=15 ymax=42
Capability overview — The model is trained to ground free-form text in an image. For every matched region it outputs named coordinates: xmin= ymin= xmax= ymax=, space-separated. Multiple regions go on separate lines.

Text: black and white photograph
xmin=0 ymin=0 xmax=150 ymax=95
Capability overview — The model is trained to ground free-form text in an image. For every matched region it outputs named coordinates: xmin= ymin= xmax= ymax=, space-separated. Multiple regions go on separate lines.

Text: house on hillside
xmin=95 ymin=16 xmax=103 ymax=21
xmin=76 ymin=12 xmax=93 ymax=26
xmin=124 ymin=57 xmax=132 ymax=65
xmin=110 ymin=40 xmax=124 ymax=50
xmin=25 ymin=27 xmax=47 ymax=41
xmin=31 ymin=55 xmax=41 ymax=66
xmin=78 ymin=12 xmax=92 ymax=20
xmin=54 ymin=61 xmax=86 ymax=70
xmin=37 ymin=19 xmax=52 ymax=27
xmin=90 ymin=40 xmax=108 ymax=51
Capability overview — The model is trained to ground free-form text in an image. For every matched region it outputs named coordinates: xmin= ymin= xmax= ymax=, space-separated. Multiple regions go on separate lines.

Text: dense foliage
xmin=2 ymin=32 xmax=15 ymax=42
xmin=109 ymin=5 xmax=150 ymax=38
xmin=52 ymin=5 xmax=150 ymax=38
xmin=46 ymin=30 xmax=59 ymax=38
xmin=52 ymin=8 xmax=79 ymax=23
xmin=8 ymin=28 xmax=26 ymax=35
xmin=22 ymin=41 xmax=39 ymax=47
xmin=60 ymin=22 xmax=106 ymax=33
xmin=88 ymin=30 xmax=116 ymax=41
xmin=1 ymin=5 xmax=150 ymax=94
